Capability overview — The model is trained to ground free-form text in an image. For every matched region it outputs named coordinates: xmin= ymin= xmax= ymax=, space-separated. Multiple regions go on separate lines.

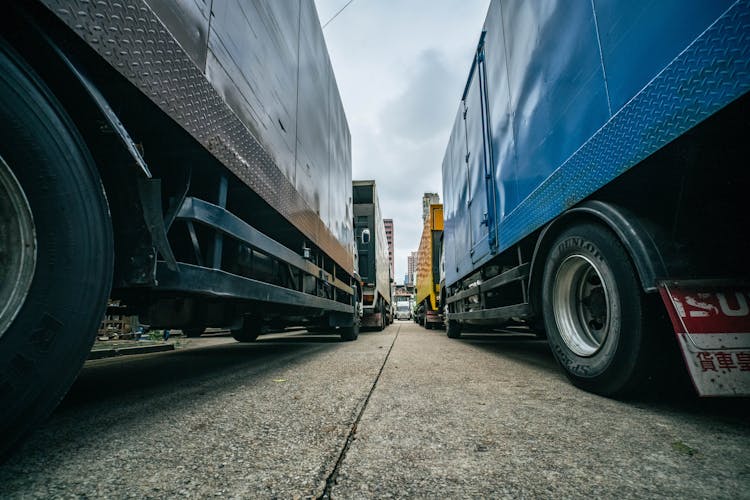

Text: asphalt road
xmin=1 ymin=322 xmax=748 ymax=498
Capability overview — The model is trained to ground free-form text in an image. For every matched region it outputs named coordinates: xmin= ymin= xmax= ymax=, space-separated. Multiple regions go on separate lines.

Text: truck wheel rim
xmin=552 ymin=254 xmax=610 ymax=357
xmin=0 ymin=155 xmax=36 ymax=339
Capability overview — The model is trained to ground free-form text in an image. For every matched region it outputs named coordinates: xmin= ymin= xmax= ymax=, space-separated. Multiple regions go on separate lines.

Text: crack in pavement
xmin=317 ymin=325 xmax=401 ymax=499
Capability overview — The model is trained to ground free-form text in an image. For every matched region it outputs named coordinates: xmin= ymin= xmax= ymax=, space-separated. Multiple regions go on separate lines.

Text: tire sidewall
xmin=339 ymin=308 xmax=359 ymax=341
xmin=0 ymin=47 xmax=113 ymax=445
xmin=446 ymin=320 xmax=461 ymax=339
xmin=541 ymin=224 xmax=642 ymax=393
xmin=380 ymin=301 xmax=388 ymax=332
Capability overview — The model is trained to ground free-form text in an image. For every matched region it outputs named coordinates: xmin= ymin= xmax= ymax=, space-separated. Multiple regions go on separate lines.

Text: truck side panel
xmin=146 ymin=0 xmax=211 ymax=71
xmin=500 ymin=0 xmax=609 ymax=213
xmin=353 ymin=181 xmax=391 ymax=313
xmin=42 ymin=0 xmax=354 ymax=272
xmin=329 ymin=80 xmax=353 ymax=247
xmin=482 ymin=0 xmax=515 ymax=243
xmin=354 ymin=203 xmax=375 ymax=281
xmin=464 ymin=65 xmax=492 ymax=265
xmin=295 ymin=1 xmax=332 ymax=237
xmin=442 ymin=108 xmax=470 ymax=281
xmin=415 ymin=218 xmax=433 ymax=310
xmin=205 ymin=1 xmax=300 ymax=185
xmin=373 ymin=189 xmax=391 ymax=305
xmin=594 ymin=0 xmax=735 ymax=112
xmin=416 ymin=205 xmax=443 ymax=311
xmin=443 ymin=0 xmax=750 ymax=287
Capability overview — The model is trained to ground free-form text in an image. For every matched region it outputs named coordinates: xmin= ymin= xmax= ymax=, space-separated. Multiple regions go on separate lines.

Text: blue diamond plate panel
xmin=445 ymin=0 xmax=750 ymax=287
xmin=500 ymin=0 xmax=750 ymax=267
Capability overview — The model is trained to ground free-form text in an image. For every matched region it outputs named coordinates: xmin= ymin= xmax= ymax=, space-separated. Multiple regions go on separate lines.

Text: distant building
xmin=406 ymin=251 xmax=418 ymax=286
xmin=422 ymin=193 xmax=440 ymax=223
xmin=393 ymin=285 xmax=413 ymax=299
xmin=384 ymin=218 xmax=394 ymax=280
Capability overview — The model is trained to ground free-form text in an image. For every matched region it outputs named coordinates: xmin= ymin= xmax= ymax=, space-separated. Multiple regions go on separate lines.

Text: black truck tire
xmin=446 ymin=319 xmax=462 ymax=339
xmin=339 ymin=314 xmax=360 ymax=341
xmin=183 ymin=327 xmax=206 ymax=338
xmin=340 ymin=293 xmax=360 ymax=341
xmin=377 ymin=301 xmax=385 ymax=331
xmin=231 ymin=321 xmax=262 ymax=343
xmin=541 ymin=223 xmax=655 ymax=397
xmin=0 ymin=46 xmax=113 ymax=456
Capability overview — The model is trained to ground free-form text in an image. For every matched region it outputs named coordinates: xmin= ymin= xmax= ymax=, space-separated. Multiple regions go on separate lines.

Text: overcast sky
xmin=314 ymin=0 xmax=491 ymax=285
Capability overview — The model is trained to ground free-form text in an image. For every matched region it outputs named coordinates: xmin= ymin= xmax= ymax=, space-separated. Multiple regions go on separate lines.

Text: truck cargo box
xmin=441 ymin=0 xmax=750 ymax=396
xmin=0 ymin=0 xmax=361 ymax=455
xmin=415 ymin=204 xmax=443 ymax=328
xmin=443 ymin=0 xmax=749 ymax=287
xmin=353 ymin=180 xmax=392 ymax=329
xmin=42 ymin=0 xmax=354 ymax=271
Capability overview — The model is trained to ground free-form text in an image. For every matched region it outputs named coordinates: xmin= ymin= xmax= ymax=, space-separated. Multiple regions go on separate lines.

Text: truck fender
xmin=4 ymin=6 xmax=152 ymax=180
xmin=48 ymin=44 xmax=152 ymax=179
xmin=1 ymin=11 xmax=165 ymax=286
xmin=528 ymin=200 xmax=669 ymax=314
xmin=50 ymin=41 xmax=178 ymax=273
xmin=33 ymin=26 xmax=177 ymax=281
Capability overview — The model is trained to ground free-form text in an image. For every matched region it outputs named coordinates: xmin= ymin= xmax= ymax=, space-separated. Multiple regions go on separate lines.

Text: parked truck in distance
xmin=353 ymin=180 xmax=392 ymax=330
xmin=0 ymin=0 xmax=360 ymax=455
xmin=394 ymin=297 xmax=412 ymax=320
xmin=415 ymin=204 xmax=444 ymax=329
xmin=441 ymin=0 xmax=750 ymax=397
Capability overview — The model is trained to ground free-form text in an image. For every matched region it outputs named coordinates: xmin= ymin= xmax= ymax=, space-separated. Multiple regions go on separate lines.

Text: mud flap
xmin=361 ymin=312 xmax=383 ymax=328
xmin=425 ymin=310 xmax=442 ymax=326
xmin=658 ymin=281 xmax=750 ymax=396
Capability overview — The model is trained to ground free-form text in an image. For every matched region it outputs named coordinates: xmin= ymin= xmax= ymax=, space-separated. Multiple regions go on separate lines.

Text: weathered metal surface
xmin=442 ymin=0 xmax=750 ymax=287
xmin=40 ymin=0 xmax=353 ymax=272
xmin=147 ymin=0 xmax=210 ymax=71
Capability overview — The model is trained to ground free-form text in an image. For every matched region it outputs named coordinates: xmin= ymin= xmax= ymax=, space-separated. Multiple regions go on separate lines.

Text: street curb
xmin=88 ymin=343 xmax=175 ymax=360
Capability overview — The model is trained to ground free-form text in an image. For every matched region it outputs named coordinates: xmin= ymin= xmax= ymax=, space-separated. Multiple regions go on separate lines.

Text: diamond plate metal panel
xmin=498 ymin=0 xmax=750 ymax=254
xmin=41 ymin=0 xmax=354 ymax=272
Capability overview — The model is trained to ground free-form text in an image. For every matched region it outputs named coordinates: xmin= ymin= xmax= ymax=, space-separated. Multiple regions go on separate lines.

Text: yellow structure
xmin=415 ymin=204 xmax=443 ymax=312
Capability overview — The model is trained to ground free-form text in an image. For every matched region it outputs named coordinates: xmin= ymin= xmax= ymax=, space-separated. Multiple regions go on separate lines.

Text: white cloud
xmin=380 ymin=49 xmax=459 ymax=144
xmin=316 ymin=0 xmax=491 ymax=283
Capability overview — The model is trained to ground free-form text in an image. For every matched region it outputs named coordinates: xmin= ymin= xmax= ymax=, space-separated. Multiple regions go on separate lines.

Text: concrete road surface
xmin=1 ymin=322 xmax=748 ymax=498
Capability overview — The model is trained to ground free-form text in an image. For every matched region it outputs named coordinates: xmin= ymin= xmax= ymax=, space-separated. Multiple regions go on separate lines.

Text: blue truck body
xmin=442 ymin=0 xmax=749 ymax=287
xmin=440 ymin=0 xmax=750 ymax=396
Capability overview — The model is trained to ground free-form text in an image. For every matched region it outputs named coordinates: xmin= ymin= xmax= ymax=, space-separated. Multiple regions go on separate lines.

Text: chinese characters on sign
xmin=696 ymin=351 xmax=750 ymax=372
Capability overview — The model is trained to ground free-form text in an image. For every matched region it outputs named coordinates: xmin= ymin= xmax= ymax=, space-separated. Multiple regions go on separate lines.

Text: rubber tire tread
xmin=446 ymin=320 xmax=462 ymax=339
xmin=541 ymin=222 xmax=656 ymax=397
xmin=376 ymin=301 xmax=385 ymax=332
xmin=231 ymin=322 xmax=261 ymax=343
xmin=183 ymin=327 xmax=205 ymax=338
xmin=0 ymin=44 xmax=113 ymax=457
xmin=339 ymin=320 xmax=359 ymax=341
